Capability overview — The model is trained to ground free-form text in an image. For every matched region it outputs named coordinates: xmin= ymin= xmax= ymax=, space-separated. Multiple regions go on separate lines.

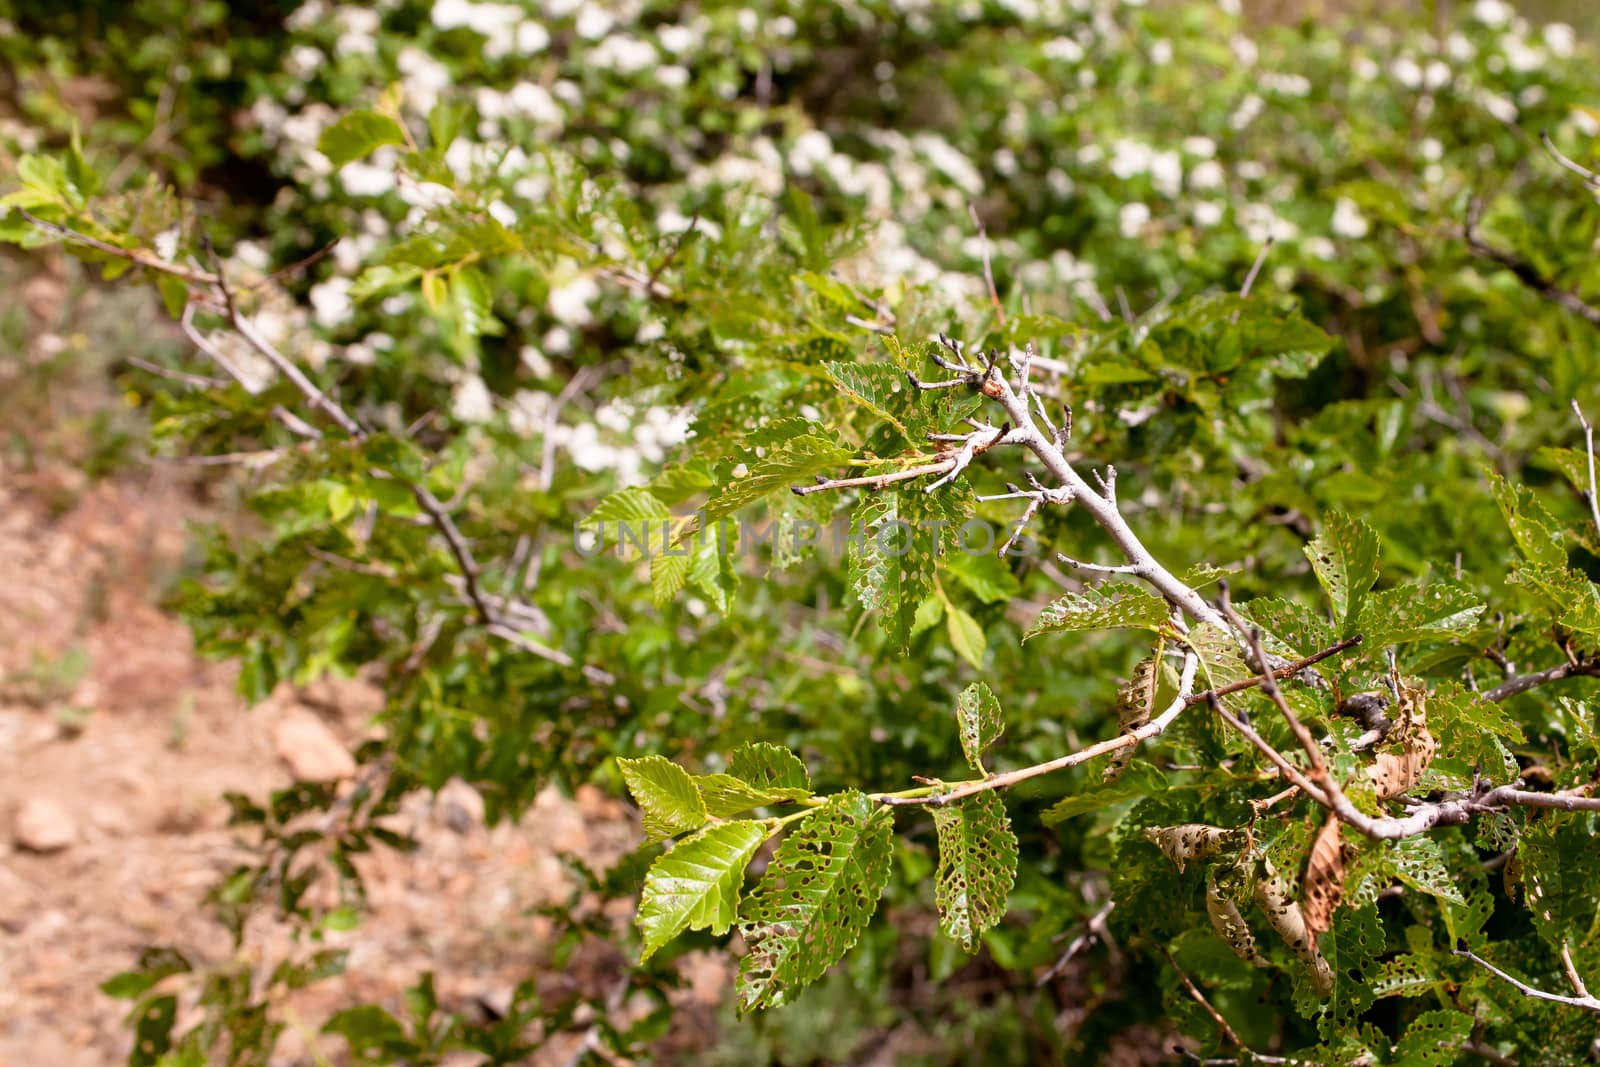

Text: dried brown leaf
xmin=1254 ymin=860 xmax=1333 ymax=997
xmin=1144 ymin=823 xmax=1238 ymax=873
xmin=1302 ymin=816 xmax=1345 ymax=938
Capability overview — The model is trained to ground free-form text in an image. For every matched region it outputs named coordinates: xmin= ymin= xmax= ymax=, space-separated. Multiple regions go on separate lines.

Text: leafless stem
xmin=1037 ymin=900 xmax=1115 ymax=986
xmin=1159 ymin=945 xmax=1288 ymax=1063
xmin=18 ymin=209 xmax=220 ymax=285
xmin=1571 ymin=400 xmax=1600 ymax=540
xmin=969 ymin=202 xmax=1006 ymax=328
xmin=1455 ymin=945 xmax=1600 ymax=1014
xmin=1481 ymin=656 xmax=1600 ymax=702
xmin=1240 ymin=237 xmax=1274 ymax=300
xmin=124 ymin=354 xmax=230 ymax=390
xmin=1463 ymin=198 xmax=1600 ymax=328
xmin=828 ymin=348 xmax=1231 ymax=630
xmin=1215 ymin=667 xmax=1600 ymax=841
xmin=1541 ymin=131 xmax=1600 ymax=190
xmin=204 ymin=239 xmax=367 ymax=438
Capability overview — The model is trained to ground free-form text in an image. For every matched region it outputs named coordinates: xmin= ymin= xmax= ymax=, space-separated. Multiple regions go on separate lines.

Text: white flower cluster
xmin=504 ymin=394 xmax=692 ymax=483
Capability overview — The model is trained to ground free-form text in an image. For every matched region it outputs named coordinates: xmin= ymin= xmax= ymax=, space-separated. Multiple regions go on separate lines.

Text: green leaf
xmin=824 ymin=361 xmax=910 ymax=436
xmin=100 ymin=948 xmax=192 ymax=999
xmin=318 ymin=109 xmax=408 ymax=166
xmin=1391 ymin=1009 xmax=1474 ymax=1067
xmin=322 ymin=1004 xmax=412 ymax=1063
xmin=1427 ymin=684 xmax=1525 ymax=787
xmin=687 ymin=526 xmax=739 ymax=613
xmin=1304 ymin=512 xmax=1380 ymax=635
xmin=955 ymin=682 xmax=1004 ymax=773
xmin=944 ymin=552 xmax=1020 ymax=603
xmin=729 ymin=743 xmax=811 ymax=793
xmin=66 ymin=123 xmax=101 ymax=200
xmin=1238 ymin=596 xmax=1336 ymax=658
xmin=590 ymin=486 xmax=670 ymax=525
xmin=155 ymin=274 xmax=188 ymax=319
xmin=737 ymin=791 xmax=893 ymax=1011
xmin=1488 ymin=469 xmax=1567 ymax=571
xmin=449 ymin=264 xmax=503 ymax=337
xmin=695 ymin=774 xmax=812 ymax=817
xmin=1187 ymin=622 xmax=1255 ymax=690
xmin=1042 ymin=762 xmax=1170 ymax=824
xmin=1385 ymin=837 xmax=1466 ymax=906
xmin=932 ymin=791 xmax=1018 ymax=951
xmin=1358 ymin=578 xmax=1484 ymax=647
xmin=637 ymin=821 xmax=767 ymax=960
xmin=651 ymin=549 xmax=691 ymax=607
xmin=848 ymin=491 xmax=937 ymax=652
xmin=704 ymin=434 xmax=852 ymax=519
xmin=130 ymin=994 xmax=178 ymax=1067
xmin=351 ymin=264 xmax=424 ymax=301
xmin=618 ymin=756 xmax=709 ymax=842
xmin=1025 ymin=583 xmax=1169 ymax=639
xmin=1519 ymin=813 xmax=1600 ymax=947
xmin=946 ymin=605 xmax=986 ymax=669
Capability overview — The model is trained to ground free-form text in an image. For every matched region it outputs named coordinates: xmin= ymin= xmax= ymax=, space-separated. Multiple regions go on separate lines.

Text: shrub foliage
xmin=6 ymin=0 xmax=1600 ymax=1062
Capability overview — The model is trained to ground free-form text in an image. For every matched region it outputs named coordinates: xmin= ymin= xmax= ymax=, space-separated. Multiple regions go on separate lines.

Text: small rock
xmin=274 ymin=709 xmax=356 ymax=782
xmin=14 ymin=798 xmax=76 ymax=853
xmin=437 ymin=779 xmax=485 ymax=833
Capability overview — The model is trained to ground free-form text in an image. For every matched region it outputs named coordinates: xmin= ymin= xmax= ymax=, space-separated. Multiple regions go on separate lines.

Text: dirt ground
xmin=0 ymin=472 xmax=723 ymax=1066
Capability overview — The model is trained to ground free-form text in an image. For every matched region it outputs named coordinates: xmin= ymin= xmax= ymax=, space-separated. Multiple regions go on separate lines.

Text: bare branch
xmin=1158 ymin=945 xmax=1290 ymax=1063
xmin=1463 ymin=198 xmax=1600 ymax=328
xmin=968 ymin=202 xmax=1006 ymax=328
xmin=1541 ymin=130 xmax=1600 ymax=190
xmin=124 ymin=354 xmax=230 ymax=390
xmin=1215 ymin=673 xmax=1600 ymax=841
xmin=882 ymin=636 xmax=1360 ymax=808
xmin=1240 ymin=237 xmax=1275 ymax=300
xmin=18 ymin=209 xmax=220 ymax=286
xmin=1455 ymin=945 xmax=1600 ymax=1014
xmin=1571 ymin=400 xmax=1600 ymax=541
xmin=204 ymin=239 xmax=367 ymax=439
xmin=1037 ymin=900 xmax=1115 ymax=986
xmin=1482 ymin=656 xmax=1600 ymax=703
xmin=1057 ymin=553 xmax=1144 ymax=576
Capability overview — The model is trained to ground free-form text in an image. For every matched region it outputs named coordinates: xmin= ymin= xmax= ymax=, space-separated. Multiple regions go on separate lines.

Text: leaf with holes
xmin=1025 ymin=584 xmax=1169 ymax=639
xmin=849 ymin=491 xmax=938 ymax=652
xmin=1187 ymin=622 xmax=1255 ymax=691
xmin=825 ymin=361 xmax=910 ymax=436
xmin=1255 ymin=859 xmax=1333 ymax=996
xmin=1208 ymin=861 xmax=1266 ymax=966
xmin=637 ymin=820 xmax=768 ymax=961
xmin=1518 ymin=813 xmax=1600 ymax=947
xmin=1304 ymin=512 xmax=1380 ymax=635
xmin=618 ymin=756 xmax=709 ymax=842
xmin=707 ymin=434 xmax=852 ymax=520
xmin=1358 ymin=578 xmax=1484 ymax=647
xmin=1385 ymin=836 xmax=1465 ymax=906
xmin=932 ymin=791 xmax=1018 ymax=951
xmin=1146 ymin=823 xmax=1241 ymax=873
xmin=1302 ymin=816 xmax=1346 ymax=939
xmin=955 ymin=682 xmax=1004 ymax=772
xmin=729 ymin=743 xmax=811 ymax=793
xmin=1239 ymin=597 xmax=1336 ymax=660
xmin=736 ymin=791 xmax=893 ymax=1011
xmin=1104 ymin=651 xmax=1160 ymax=783
xmin=1488 ymin=469 xmax=1568 ymax=571
xmin=1392 ymin=1009 xmax=1474 ymax=1067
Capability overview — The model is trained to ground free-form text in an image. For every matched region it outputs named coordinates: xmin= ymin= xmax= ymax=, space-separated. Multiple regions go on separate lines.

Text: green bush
xmin=6 ymin=0 xmax=1600 ymax=1063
